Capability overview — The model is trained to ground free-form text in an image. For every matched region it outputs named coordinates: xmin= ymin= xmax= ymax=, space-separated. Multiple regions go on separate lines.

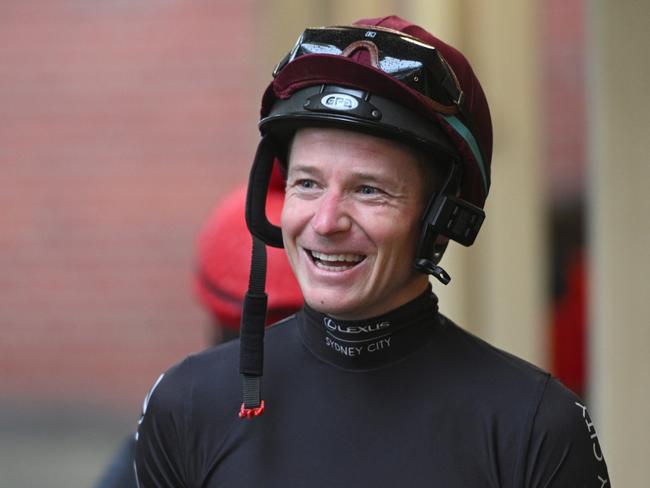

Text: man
xmin=94 ymin=176 xmax=302 ymax=488
xmin=135 ymin=15 xmax=610 ymax=487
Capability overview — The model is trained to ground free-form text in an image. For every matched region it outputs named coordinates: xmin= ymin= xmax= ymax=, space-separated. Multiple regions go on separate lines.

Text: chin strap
xmin=238 ymin=236 xmax=268 ymax=418
xmin=246 ymin=135 xmax=283 ymax=248
xmin=238 ymin=135 xmax=284 ymax=420
xmin=415 ymin=257 xmax=451 ymax=285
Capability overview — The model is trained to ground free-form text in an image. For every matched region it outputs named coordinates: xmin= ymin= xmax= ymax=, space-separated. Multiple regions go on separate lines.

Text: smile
xmin=309 ymin=250 xmax=366 ymax=272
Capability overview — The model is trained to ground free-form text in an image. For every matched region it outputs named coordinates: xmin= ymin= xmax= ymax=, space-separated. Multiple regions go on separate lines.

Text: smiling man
xmin=135 ymin=15 xmax=610 ymax=487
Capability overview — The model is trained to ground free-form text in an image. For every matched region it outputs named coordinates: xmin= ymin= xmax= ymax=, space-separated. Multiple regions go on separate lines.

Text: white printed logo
xmin=574 ymin=401 xmax=609 ymax=486
xmin=324 ymin=317 xmax=390 ymax=334
xmin=321 ymin=93 xmax=359 ymax=111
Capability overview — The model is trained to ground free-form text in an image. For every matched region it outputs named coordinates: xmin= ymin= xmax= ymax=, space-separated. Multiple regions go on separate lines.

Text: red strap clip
xmin=239 ymin=400 xmax=265 ymax=419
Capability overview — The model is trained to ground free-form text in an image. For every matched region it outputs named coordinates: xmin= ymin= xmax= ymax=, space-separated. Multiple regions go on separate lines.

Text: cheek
xmin=280 ymin=206 xmax=290 ymax=234
xmin=280 ymin=214 xmax=300 ymax=276
xmin=281 ymin=199 xmax=310 ymax=256
xmin=282 ymin=194 xmax=320 ymax=231
xmin=280 ymin=200 xmax=300 ymax=237
xmin=375 ymin=215 xmax=422 ymax=259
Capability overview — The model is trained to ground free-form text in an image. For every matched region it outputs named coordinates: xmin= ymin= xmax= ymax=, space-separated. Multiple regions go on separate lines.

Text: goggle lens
xmin=273 ymin=26 xmax=464 ymax=112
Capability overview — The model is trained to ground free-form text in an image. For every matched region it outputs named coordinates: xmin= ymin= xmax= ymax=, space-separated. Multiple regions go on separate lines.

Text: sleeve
xmin=134 ymin=358 xmax=194 ymax=488
xmin=94 ymin=435 xmax=138 ymax=488
xmin=524 ymin=378 xmax=611 ymax=487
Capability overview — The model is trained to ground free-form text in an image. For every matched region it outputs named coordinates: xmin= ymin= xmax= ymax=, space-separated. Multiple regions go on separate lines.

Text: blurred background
xmin=0 ymin=0 xmax=647 ymax=486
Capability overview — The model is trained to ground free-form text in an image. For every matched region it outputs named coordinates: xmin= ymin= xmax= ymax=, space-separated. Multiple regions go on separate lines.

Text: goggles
xmin=273 ymin=25 xmax=465 ymax=115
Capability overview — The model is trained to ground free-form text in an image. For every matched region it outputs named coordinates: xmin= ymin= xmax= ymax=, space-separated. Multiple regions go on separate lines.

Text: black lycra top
xmin=135 ymin=290 xmax=610 ymax=487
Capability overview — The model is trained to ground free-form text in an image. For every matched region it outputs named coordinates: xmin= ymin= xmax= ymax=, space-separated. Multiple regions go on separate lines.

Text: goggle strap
xmin=341 ymin=40 xmax=380 ymax=68
xmin=438 ymin=55 xmax=464 ymax=107
xmin=426 ymin=97 xmax=460 ymax=116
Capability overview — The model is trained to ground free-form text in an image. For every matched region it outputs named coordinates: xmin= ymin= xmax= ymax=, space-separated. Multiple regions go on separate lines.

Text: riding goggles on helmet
xmin=273 ymin=25 xmax=465 ymax=116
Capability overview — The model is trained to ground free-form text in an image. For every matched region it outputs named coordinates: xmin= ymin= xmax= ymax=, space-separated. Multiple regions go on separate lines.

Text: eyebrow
xmin=290 ymin=164 xmax=390 ymax=179
xmin=288 ymin=165 xmax=401 ymax=189
xmin=286 ymin=164 xmax=321 ymax=177
xmin=347 ymin=171 xmax=392 ymax=185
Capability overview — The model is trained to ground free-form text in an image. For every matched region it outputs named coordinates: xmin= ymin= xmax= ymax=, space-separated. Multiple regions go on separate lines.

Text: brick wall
xmin=0 ymin=0 xmax=261 ymax=410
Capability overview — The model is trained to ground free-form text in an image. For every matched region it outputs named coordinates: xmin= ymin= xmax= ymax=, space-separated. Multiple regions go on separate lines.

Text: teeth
xmin=316 ymin=263 xmax=357 ymax=271
xmin=311 ymin=251 xmax=364 ymax=263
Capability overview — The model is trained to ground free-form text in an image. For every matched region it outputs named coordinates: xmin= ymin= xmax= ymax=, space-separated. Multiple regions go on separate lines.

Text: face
xmin=281 ymin=127 xmax=430 ymax=320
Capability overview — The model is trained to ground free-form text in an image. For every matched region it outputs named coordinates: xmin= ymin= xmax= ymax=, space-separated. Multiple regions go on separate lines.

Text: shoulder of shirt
xmin=440 ymin=317 xmax=595 ymax=435
xmin=522 ymin=376 xmax=610 ymax=484
xmin=437 ymin=314 xmax=550 ymax=381
xmin=436 ymin=316 xmax=607 ymax=483
xmin=433 ymin=315 xmax=552 ymax=427
xmin=137 ymin=314 xmax=301 ymax=469
xmin=146 ymin=314 xmax=300 ymax=413
xmin=162 ymin=313 xmax=299 ymax=374
xmin=189 ymin=313 xmax=298 ymax=366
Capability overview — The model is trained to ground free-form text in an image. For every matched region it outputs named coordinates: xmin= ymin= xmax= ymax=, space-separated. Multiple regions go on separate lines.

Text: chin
xmin=304 ymin=293 xmax=359 ymax=318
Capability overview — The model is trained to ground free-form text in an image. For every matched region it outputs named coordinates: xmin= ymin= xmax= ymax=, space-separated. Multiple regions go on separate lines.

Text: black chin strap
xmin=246 ymin=135 xmax=283 ymax=248
xmin=239 ymin=236 xmax=268 ymax=418
xmin=238 ymin=135 xmax=281 ymax=419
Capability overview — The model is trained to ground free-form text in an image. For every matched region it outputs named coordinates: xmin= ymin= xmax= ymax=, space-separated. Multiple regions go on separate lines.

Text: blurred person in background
xmin=135 ymin=15 xmax=610 ymax=487
xmin=94 ymin=171 xmax=302 ymax=488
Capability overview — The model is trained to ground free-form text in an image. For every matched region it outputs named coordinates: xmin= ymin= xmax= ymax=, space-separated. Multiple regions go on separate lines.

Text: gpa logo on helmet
xmin=321 ymin=93 xmax=359 ymax=111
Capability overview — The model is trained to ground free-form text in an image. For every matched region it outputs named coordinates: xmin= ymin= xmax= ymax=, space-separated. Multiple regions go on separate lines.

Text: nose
xmin=311 ymin=190 xmax=352 ymax=236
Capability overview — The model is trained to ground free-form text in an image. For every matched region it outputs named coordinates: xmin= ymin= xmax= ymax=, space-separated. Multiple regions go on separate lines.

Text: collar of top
xmin=298 ymin=288 xmax=442 ymax=371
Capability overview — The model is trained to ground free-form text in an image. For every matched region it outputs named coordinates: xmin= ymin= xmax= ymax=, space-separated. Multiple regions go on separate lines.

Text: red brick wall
xmin=0 ymin=1 xmax=261 ymax=410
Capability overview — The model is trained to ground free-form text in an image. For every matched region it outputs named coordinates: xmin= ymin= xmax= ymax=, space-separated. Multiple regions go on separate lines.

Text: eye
xmin=358 ymin=185 xmax=380 ymax=195
xmin=289 ymin=178 xmax=321 ymax=193
xmin=297 ymin=179 xmax=316 ymax=189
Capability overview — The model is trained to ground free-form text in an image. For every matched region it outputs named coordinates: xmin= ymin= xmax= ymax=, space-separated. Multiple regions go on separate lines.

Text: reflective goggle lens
xmin=273 ymin=26 xmax=464 ymax=112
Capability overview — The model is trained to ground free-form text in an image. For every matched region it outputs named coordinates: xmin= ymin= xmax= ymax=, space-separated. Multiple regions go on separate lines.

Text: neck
xmin=297 ymin=287 xmax=442 ymax=370
xmin=313 ymin=278 xmax=431 ymax=321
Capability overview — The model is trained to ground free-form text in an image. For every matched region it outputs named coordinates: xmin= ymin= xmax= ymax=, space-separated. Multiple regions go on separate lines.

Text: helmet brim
xmin=262 ymin=57 xmax=459 ymax=164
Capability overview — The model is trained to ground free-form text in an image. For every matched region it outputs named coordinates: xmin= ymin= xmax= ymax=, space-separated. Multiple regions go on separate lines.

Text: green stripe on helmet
xmin=443 ymin=115 xmax=489 ymax=195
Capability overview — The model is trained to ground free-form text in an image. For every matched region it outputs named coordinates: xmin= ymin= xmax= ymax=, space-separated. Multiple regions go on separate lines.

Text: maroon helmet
xmin=247 ymin=15 xmax=492 ymax=284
